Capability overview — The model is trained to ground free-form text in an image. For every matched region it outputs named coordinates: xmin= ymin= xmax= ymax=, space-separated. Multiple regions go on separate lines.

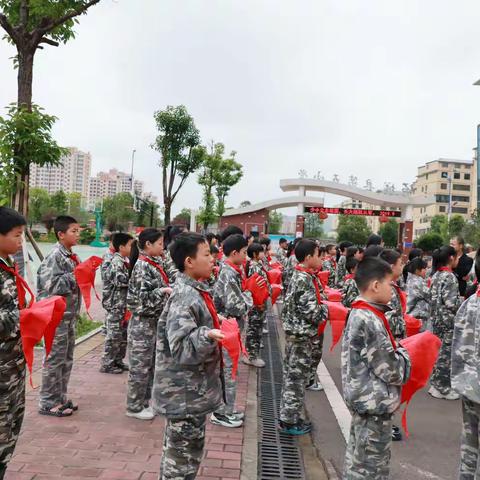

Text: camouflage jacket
xmin=0 ymin=257 xmax=25 ymax=375
xmin=406 ymin=273 xmax=431 ymax=320
xmin=213 ymin=262 xmax=253 ymax=320
xmin=247 ymin=260 xmax=271 ymax=306
xmin=275 ymin=247 xmax=287 ymax=268
xmin=152 ymin=273 xmax=222 ymax=418
xmin=336 ymin=255 xmax=347 ymax=288
xmin=322 ymin=257 xmax=336 ymax=288
xmin=386 ymin=284 xmax=406 ymax=340
xmin=430 ymin=270 xmax=461 ymax=335
xmin=37 ymin=242 xmax=81 ymax=321
xmin=282 ymin=267 xmax=328 ymax=338
xmin=102 ymin=253 xmax=129 ymax=313
xmin=163 ymin=249 xmax=178 ymax=284
xmin=283 ymin=254 xmax=298 ymax=287
xmin=127 ymin=253 xmax=170 ymax=318
xmin=452 ymin=293 xmax=480 ymax=403
xmin=100 ymin=248 xmax=114 ymax=284
xmin=341 ymin=302 xmax=411 ymax=415
xmin=342 ymin=277 xmax=360 ymax=309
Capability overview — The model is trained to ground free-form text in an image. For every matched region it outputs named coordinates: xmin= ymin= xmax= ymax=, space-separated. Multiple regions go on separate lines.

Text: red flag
xmin=399 ymin=331 xmax=441 ymax=436
xmin=271 ymin=284 xmax=283 ymax=305
xmin=220 ymin=318 xmax=245 ymax=379
xmin=269 ymin=261 xmax=284 ymax=271
xmin=20 ymin=296 xmax=66 ymax=386
xmin=404 ymin=314 xmax=423 ymax=337
xmin=245 ymin=273 xmax=269 ymax=306
xmin=321 ymin=301 xmax=349 ymax=351
xmin=316 ymin=270 xmax=330 ymax=289
xmin=266 ymin=268 xmax=282 ymax=285
xmin=74 ymin=256 xmax=103 ymax=317
xmin=325 ymin=287 xmax=342 ymax=302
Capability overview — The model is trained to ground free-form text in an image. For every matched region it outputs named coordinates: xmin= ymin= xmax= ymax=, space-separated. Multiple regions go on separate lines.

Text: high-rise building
xmin=29 ymin=147 xmax=91 ymax=202
xmin=87 ymin=169 xmax=144 ymax=209
xmin=412 ymin=158 xmax=476 ymax=237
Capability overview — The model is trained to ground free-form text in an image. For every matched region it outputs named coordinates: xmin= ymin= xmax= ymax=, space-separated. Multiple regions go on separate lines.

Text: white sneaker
xmin=231 ymin=410 xmax=245 ymax=421
xmin=444 ymin=391 xmax=460 ymax=401
xmin=242 ymin=357 xmax=266 ymax=368
xmin=262 ymin=327 xmax=269 ymax=334
xmin=306 ymin=381 xmax=324 ymax=392
xmin=126 ymin=407 xmax=155 ymax=420
xmin=428 ymin=386 xmax=446 ymax=399
xmin=210 ymin=412 xmax=243 ymax=428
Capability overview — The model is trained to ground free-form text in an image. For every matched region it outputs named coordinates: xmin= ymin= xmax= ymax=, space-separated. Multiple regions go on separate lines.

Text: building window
xmin=454 ymin=172 xmax=460 ymax=179
xmin=453 ymin=184 xmax=470 ymax=191
xmin=465 ymin=173 xmax=471 ymax=180
xmin=426 ymin=174 xmax=429 ymax=180
xmin=440 ymin=183 xmax=447 ymax=190
xmin=441 ymin=162 xmax=449 ymax=167
xmin=439 ymin=206 xmax=446 ymax=213
xmin=452 ymin=207 xmax=468 ymax=214
xmin=452 ymin=195 xmax=469 ymax=203
xmin=435 ymin=194 xmax=449 ymax=203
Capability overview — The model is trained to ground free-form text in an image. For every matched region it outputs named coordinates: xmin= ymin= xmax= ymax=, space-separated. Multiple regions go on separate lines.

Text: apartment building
xmin=30 ymin=147 xmax=91 ymax=201
xmin=412 ymin=158 xmax=476 ymax=237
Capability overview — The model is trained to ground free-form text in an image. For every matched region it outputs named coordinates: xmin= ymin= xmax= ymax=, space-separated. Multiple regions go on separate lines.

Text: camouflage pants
xmin=160 ymin=415 xmax=206 ymax=480
xmin=430 ymin=328 xmax=453 ymax=395
xmin=0 ymin=358 xmax=25 ymax=467
xmin=279 ymin=338 xmax=312 ymax=425
xmin=344 ymin=412 xmax=393 ymax=480
xmin=308 ymin=334 xmax=324 ymax=385
xmin=245 ymin=307 xmax=266 ymax=360
xmin=39 ymin=315 xmax=76 ymax=410
xmin=459 ymin=397 xmax=480 ymax=479
xmin=215 ymin=348 xmax=237 ymax=416
xmin=102 ymin=310 xmax=128 ymax=369
xmin=127 ymin=315 xmax=156 ymax=413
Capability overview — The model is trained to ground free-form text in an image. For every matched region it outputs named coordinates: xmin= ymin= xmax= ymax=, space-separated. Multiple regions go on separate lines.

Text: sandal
xmin=63 ymin=400 xmax=79 ymax=411
xmin=38 ymin=404 xmax=73 ymax=417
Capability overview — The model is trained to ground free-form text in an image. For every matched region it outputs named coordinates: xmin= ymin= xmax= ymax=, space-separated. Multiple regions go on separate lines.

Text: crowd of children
xmin=2 ymin=204 xmax=480 ymax=479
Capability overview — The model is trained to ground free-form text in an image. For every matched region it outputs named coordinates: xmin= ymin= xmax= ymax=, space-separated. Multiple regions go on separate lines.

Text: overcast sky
xmin=1 ymin=0 xmax=480 ymax=217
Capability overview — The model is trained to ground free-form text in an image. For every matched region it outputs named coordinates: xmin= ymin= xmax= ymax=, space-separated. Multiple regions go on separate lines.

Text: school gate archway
xmin=219 ymin=178 xmax=435 ymax=247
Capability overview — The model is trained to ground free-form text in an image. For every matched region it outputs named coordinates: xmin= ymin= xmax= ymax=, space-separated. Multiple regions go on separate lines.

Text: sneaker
xmin=444 ymin=391 xmax=460 ymax=401
xmin=125 ymin=407 xmax=155 ymax=420
xmin=428 ymin=386 xmax=447 ymax=399
xmin=99 ymin=366 xmax=123 ymax=374
xmin=231 ymin=410 xmax=245 ymax=421
xmin=392 ymin=425 xmax=402 ymax=441
xmin=116 ymin=362 xmax=129 ymax=371
xmin=242 ymin=357 xmax=266 ymax=368
xmin=262 ymin=327 xmax=269 ymax=334
xmin=210 ymin=412 xmax=243 ymax=428
xmin=278 ymin=421 xmax=311 ymax=435
xmin=306 ymin=381 xmax=323 ymax=392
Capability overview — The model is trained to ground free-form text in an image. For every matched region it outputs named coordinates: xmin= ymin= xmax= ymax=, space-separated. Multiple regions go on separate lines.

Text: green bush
xmin=75 ymin=314 xmax=102 ymax=338
xmin=79 ymin=227 xmax=96 ymax=245
xmin=30 ymin=230 xmax=41 ymax=240
xmin=415 ymin=232 xmax=444 ymax=253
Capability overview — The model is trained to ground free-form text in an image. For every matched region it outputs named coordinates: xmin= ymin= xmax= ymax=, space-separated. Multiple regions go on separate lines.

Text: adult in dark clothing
xmin=450 ymin=236 xmax=473 ymax=297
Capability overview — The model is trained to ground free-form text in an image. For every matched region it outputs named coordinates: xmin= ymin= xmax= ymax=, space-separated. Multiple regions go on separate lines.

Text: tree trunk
xmin=164 ymin=199 xmax=171 ymax=225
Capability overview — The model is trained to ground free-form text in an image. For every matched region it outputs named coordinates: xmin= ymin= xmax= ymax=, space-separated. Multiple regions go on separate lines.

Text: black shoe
xmin=116 ymin=362 xmax=129 ymax=371
xmin=392 ymin=425 xmax=402 ymax=441
xmin=100 ymin=365 xmax=123 ymax=374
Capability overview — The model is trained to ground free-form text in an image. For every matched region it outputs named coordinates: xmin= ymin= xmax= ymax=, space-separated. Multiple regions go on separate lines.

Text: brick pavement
xmin=6 ymin=336 xmax=250 ymax=480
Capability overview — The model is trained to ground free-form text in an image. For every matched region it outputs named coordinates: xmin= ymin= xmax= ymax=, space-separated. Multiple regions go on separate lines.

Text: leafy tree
xmin=66 ymin=192 xmax=89 ymax=223
xmin=304 ymin=213 xmax=324 ymax=238
xmin=135 ymin=196 xmax=161 ymax=228
xmin=152 ymin=105 xmax=204 ymax=224
xmin=28 ymin=187 xmax=50 ymax=225
xmin=197 ymin=144 xmax=218 ymax=230
xmin=416 ymin=232 xmax=444 ymax=253
xmin=50 ymin=190 xmax=67 ymax=214
xmin=173 ymin=208 xmax=191 ymax=227
xmin=430 ymin=215 xmax=448 ymax=241
xmin=0 ymin=0 xmax=101 ymax=213
xmin=379 ymin=219 xmax=398 ymax=247
xmin=336 ymin=215 xmax=371 ymax=245
xmin=214 ymin=150 xmax=242 ymax=218
xmin=448 ymin=214 xmax=465 ymax=240
xmin=269 ymin=211 xmax=283 ymax=234
xmin=103 ymin=192 xmax=135 ymax=232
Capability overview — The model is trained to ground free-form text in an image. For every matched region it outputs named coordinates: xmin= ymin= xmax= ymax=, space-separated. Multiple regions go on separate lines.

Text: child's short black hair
xmin=346 ymin=256 xmax=359 ymax=274
xmin=112 ymin=232 xmax=133 ymax=251
xmin=339 ymin=241 xmax=353 ymax=253
xmin=295 ymin=239 xmax=319 ymax=262
xmin=54 ymin=215 xmax=78 ymax=240
xmin=223 ymin=233 xmax=248 ymax=256
xmin=170 ymin=232 xmax=207 ymax=272
xmin=366 ymin=233 xmax=383 ymax=247
xmin=363 ymin=245 xmax=384 ymax=258
xmin=210 ymin=244 xmax=219 ymax=254
xmin=206 ymin=233 xmax=216 ymax=244
xmin=356 ymin=257 xmax=392 ymax=292
xmin=221 ymin=225 xmax=244 ymax=243
xmin=247 ymin=242 xmax=264 ymax=259
xmin=259 ymin=237 xmax=271 ymax=247
xmin=0 ymin=207 xmax=26 ymax=235
xmin=279 ymin=237 xmax=287 ymax=245
xmin=379 ymin=249 xmax=401 ymax=266
xmin=346 ymin=246 xmax=359 ymax=258
xmin=325 ymin=243 xmax=336 ymax=252
xmin=408 ymin=248 xmax=423 ymax=262
xmin=405 ymin=256 xmax=427 ymax=275
xmin=432 ymin=245 xmax=456 ymax=273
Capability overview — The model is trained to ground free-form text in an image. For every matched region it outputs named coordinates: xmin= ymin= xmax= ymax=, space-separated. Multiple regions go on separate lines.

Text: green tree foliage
xmin=416 ymin=232 xmax=444 ymax=253
xmin=336 ymin=215 xmax=371 ymax=245
xmin=152 ymin=105 xmax=203 ymax=224
xmin=102 ymin=193 xmax=136 ymax=232
xmin=173 ymin=208 xmax=192 ymax=227
xmin=269 ymin=211 xmax=283 ymax=234
xmin=430 ymin=215 xmax=448 ymax=241
xmin=28 ymin=187 xmax=50 ymax=225
xmin=304 ymin=213 xmax=324 ymax=238
xmin=379 ymin=219 xmax=398 ymax=247
xmin=448 ymin=214 xmax=465 ymax=240
xmin=135 ymin=196 xmax=161 ymax=228
xmin=214 ymin=151 xmax=242 ymax=218
xmin=50 ymin=190 xmax=67 ymax=214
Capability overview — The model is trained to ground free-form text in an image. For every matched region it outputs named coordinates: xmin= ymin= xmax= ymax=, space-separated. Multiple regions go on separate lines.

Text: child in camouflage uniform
xmin=153 ymin=233 xmax=224 ymax=480
xmin=322 ymin=244 xmax=337 ymax=288
xmin=212 ymin=234 xmax=254 ymax=428
xmin=405 ymin=257 xmax=431 ymax=330
xmin=429 ymin=245 xmax=461 ymax=400
xmin=244 ymin=242 xmax=269 ymax=368
xmin=283 ymin=238 xmax=301 ymax=292
xmin=279 ymin=239 xmax=327 ymax=435
xmin=342 ymin=257 xmax=359 ymax=309
xmin=275 ymin=237 xmax=288 ymax=268
xmin=100 ymin=237 xmax=116 ymax=335
xmin=100 ymin=233 xmax=134 ymax=374
xmin=37 ymin=216 xmax=81 ymax=417
xmin=342 ymin=257 xmax=411 ymax=480
xmin=0 ymin=207 xmax=27 ymax=479
xmin=452 ymin=251 xmax=480 ymax=479
xmin=126 ymin=228 xmax=172 ymax=420
xmin=336 ymin=241 xmax=353 ymax=288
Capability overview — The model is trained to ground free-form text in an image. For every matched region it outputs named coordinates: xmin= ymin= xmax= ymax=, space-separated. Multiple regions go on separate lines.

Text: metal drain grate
xmin=258 ymin=308 xmax=305 ymax=479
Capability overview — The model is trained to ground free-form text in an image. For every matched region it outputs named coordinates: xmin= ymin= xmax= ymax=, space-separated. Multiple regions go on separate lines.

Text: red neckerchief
xmin=267 ymin=254 xmax=272 ymax=263
xmin=0 ymin=261 xmax=34 ymax=310
xmin=139 ymin=255 xmax=169 ymax=285
xmin=392 ymin=282 xmax=407 ymax=313
xmin=351 ymin=300 xmax=396 ymax=350
xmin=295 ymin=265 xmax=322 ymax=305
xmin=437 ymin=267 xmax=452 ymax=273
xmin=344 ymin=273 xmax=355 ymax=281
xmin=225 ymin=260 xmax=246 ymax=289
xmin=109 ymin=246 xmax=115 ymax=254
xmin=199 ymin=290 xmax=221 ymax=329
xmin=326 ymin=255 xmax=337 ymax=269
xmin=476 ymin=285 xmax=480 ymax=297
xmin=69 ymin=253 xmax=80 ymax=266
xmin=427 ymin=277 xmax=432 ymax=288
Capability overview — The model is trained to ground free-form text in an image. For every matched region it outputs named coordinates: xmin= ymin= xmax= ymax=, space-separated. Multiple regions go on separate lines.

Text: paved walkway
xmin=6 ymin=335 xmax=250 ymax=480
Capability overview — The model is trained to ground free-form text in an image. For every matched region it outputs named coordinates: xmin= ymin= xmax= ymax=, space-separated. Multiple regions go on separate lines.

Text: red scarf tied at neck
xmin=139 ymin=255 xmax=169 ymax=285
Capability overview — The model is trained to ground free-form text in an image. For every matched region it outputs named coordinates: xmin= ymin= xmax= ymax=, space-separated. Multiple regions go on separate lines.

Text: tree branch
xmin=40 ymin=37 xmax=59 ymax=47
xmin=19 ymin=0 xmax=29 ymax=28
xmin=0 ymin=13 xmax=18 ymax=44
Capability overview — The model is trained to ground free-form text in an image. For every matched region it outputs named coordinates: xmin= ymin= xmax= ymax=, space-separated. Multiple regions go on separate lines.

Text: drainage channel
xmin=258 ymin=308 xmax=306 ymax=479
